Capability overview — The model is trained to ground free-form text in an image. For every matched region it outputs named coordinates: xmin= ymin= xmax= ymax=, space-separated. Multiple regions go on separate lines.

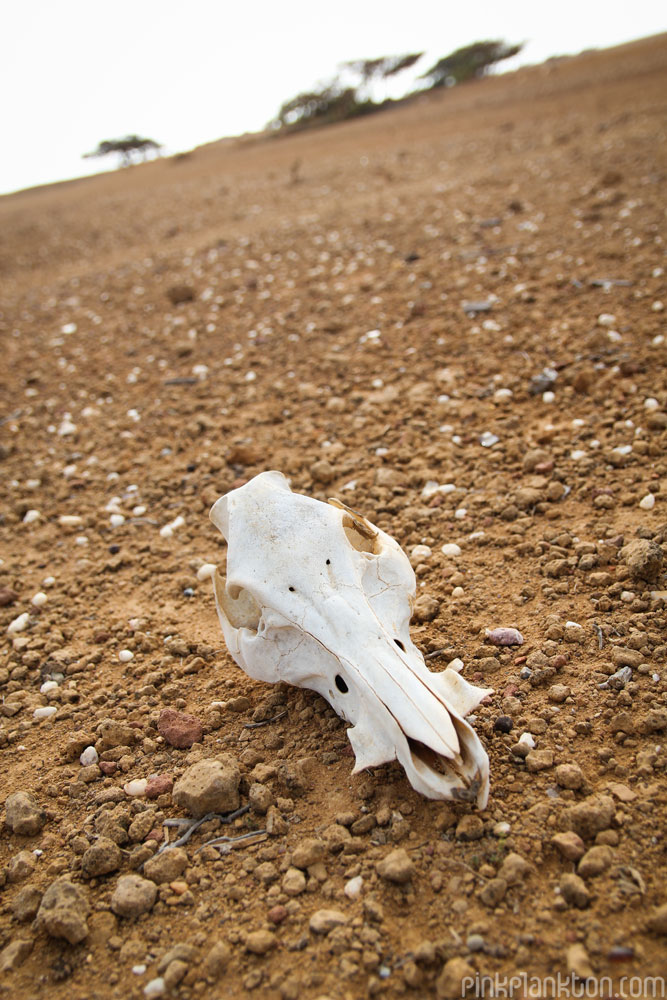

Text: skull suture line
xmin=210 ymin=471 xmax=491 ymax=806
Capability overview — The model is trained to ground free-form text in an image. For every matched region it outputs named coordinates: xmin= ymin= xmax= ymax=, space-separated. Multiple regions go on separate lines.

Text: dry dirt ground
xmin=1 ymin=34 xmax=666 ymax=1000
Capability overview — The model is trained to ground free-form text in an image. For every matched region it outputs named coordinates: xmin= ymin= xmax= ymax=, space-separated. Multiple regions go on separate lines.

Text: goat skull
xmin=210 ymin=471 xmax=491 ymax=805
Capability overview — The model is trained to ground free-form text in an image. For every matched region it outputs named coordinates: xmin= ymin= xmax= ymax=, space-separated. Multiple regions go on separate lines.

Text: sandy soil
xmin=1 ymin=34 xmax=666 ymax=1000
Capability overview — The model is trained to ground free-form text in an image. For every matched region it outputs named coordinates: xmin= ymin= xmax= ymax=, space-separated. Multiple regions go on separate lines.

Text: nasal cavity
xmin=335 ymin=674 xmax=349 ymax=693
xmin=394 ymin=639 xmax=406 ymax=652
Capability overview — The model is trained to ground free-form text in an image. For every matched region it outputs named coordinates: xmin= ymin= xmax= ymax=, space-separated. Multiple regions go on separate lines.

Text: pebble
xmin=124 ymin=778 xmax=148 ymax=797
xmin=143 ymin=848 xmax=188 ymax=884
xmin=486 ymin=627 xmax=523 ymax=646
xmin=31 ymin=591 xmax=47 ymax=607
xmin=440 ymin=543 xmax=461 ymax=557
xmin=7 ymin=612 xmax=30 ymax=636
xmin=158 ymin=707 xmax=203 ymax=748
xmin=291 ymin=837 xmax=326 ymax=869
xmin=171 ymin=756 xmax=241 ymax=817
xmin=559 ymin=873 xmax=591 ymax=908
xmin=143 ymin=978 xmax=166 ymax=998
xmin=455 ymin=815 xmax=484 ymax=841
xmin=555 ymin=763 xmax=584 ymax=789
xmin=281 ymin=867 xmax=306 ymax=896
xmin=244 ymin=929 xmax=276 ymax=954
xmin=22 ymin=509 xmax=41 ymax=524
xmin=493 ymin=716 xmax=513 ymax=733
xmin=11 ymin=885 xmax=43 ymax=921
xmin=4 ymin=791 xmax=47 ymax=836
xmin=639 ymin=493 xmax=655 ymax=510
xmin=111 ymin=874 xmax=157 ymax=918
xmin=118 ymin=649 xmax=134 ymax=662
xmin=436 ymin=957 xmax=476 ymax=999
xmin=376 ymin=848 xmax=415 ymax=883
xmin=344 ymin=875 xmax=363 ymax=900
xmin=567 ymin=942 xmax=594 ymax=981
xmin=81 ymin=837 xmax=123 ymax=877
xmin=37 ymin=878 xmax=90 ymax=943
xmin=145 ymin=774 xmax=174 ymax=799
xmin=578 ymin=844 xmax=614 ymax=878
xmin=620 ymin=538 xmax=663 ymax=582
xmin=33 ymin=706 xmax=57 ymax=720
xmin=80 ymin=746 xmax=99 ymax=766
xmin=646 ymin=902 xmax=667 ymax=935
xmin=309 ymin=909 xmax=349 ymax=934
xmin=0 ymin=938 xmax=33 ymax=973
xmin=564 ymin=794 xmax=615 ymax=839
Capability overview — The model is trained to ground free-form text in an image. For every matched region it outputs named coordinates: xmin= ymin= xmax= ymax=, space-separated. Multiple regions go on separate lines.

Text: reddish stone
xmin=145 ymin=773 xmax=174 ymax=799
xmin=158 ymin=708 xmax=203 ymax=749
xmin=145 ymin=827 xmax=163 ymax=842
xmin=99 ymin=761 xmax=117 ymax=776
xmin=267 ymin=905 xmax=288 ymax=925
xmin=0 ymin=587 xmax=18 ymax=607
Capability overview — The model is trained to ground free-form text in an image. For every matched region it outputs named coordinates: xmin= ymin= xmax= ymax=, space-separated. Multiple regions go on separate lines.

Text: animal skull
xmin=210 ymin=471 xmax=491 ymax=806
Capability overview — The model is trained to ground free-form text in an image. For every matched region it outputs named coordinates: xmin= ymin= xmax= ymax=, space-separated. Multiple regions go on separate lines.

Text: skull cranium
xmin=210 ymin=471 xmax=491 ymax=805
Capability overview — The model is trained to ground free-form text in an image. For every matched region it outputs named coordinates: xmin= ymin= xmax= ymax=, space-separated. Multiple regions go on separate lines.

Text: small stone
xmin=282 ymin=867 xmax=306 ymax=896
xmin=291 ymin=837 xmax=326 ymax=869
xmin=144 ymin=977 xmax=166 ymax=998
xmin=167 ymin=283 xmax=195 ymax=305
xmin=267 ymin=905 xmax=288 ymax=925
xmin=11 ymin=885 xmax=43 ymax=921
xmin=485 ymin=627 xmax=524 ymax=646
xmin=525 ymin=748 xmax=554 ymax=772
xmin=555 ymin=763 xmax=584 ymax=789
xmin=158 ymin=708 xmax=203 ymax=749
xmin=412 ymin=595 xmax=440 ymax=622
xmin=567 ymin=943 xmax=594 ymax=981
xmin=551 ymin=831 xmax=586 ymax=861
xmin=156 ymin=944 xmax=198 ymax=972
xmin=203 ymin=941 xmax=231 ymax=979
xmin=455 ymin=815 xmax=484 ymax=841
xmin=0 ymin=938 xmax=33 ymax=973
xmin=497 ymin=852 xmax=532 ymax=885
xmin=560 ymin=873 xmax=591 ymax=908
xmin=548 ymin=684 xmax=570 ymax=703
xmin=478 ymin=877 xmax=507 ymax=908
xmin=309 ymin=909 xmax=348 ymax=934
xmin=564 ymin=795 xmax=615 ymax=840
xmin=376 ymin=848 xmax=415 ymax=883
xmin=143 ymin=847 xmax=188 ymax=884
xmin=611 ymin=646 xmax=643 ymax=669
xmin=111 ymin=874 xmax=157 ymax=918
xmin=436 ymin=956 xmax=476 ymax=999
xmin=82 ymin=837 xmax=123 ymax=877
xmin=145 ymin=774 xmax=174 ymax=799
xmin=4 ymin=791 xmax=47 ymax=836
xmin=6 ymin=850 xmax=35 ymax=883
xmin=493 ymin=715 xmax=513 ymax=734
xmin=164 ymin=960 xmax=189 ymax=990
xmin=249 ymin=782 xmax=274 ymax=814
xmin=646 ymin=903 xmax=667 ymax=935
xmin=171 ymin=756 xmax=240 ymax=818
xmin=620 ymin=539 xmax=663 ymax=582
xmin=578 ymin=845 xmax=613 ymax=878
xmin=37 ymin=879 xmax=90 ymax=944
xmin=245 ymin=929 xmax=276 ymax=954
xmin=0 ymin=586 xmax=18 ymax=607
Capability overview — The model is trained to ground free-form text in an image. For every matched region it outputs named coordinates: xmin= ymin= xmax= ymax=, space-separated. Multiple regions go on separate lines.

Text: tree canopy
xmin=419 ymin=40 xmax=523 ymax=88
xmin=83 ymin=135 xmax=162 ymax=166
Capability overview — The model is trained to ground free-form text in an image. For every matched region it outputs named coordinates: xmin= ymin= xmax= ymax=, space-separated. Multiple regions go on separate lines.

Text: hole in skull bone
xmin=335 ymin=674 xmax=349 ymax=694
xmin=214 ymin=572 xmax=260 ymax=631
xmin=288 ymin=586 xmax=295 ymax=592
xmin=394 ymin=639 xmax=406 ymax=652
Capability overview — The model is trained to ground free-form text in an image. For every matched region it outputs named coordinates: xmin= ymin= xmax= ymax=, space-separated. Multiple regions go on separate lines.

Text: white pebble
xmin=454 ymin=508 xmax=467 ymax=519
xmin=42 ymin=576 xmax=56 ymax=587
xmin=621 ymin=591 xmax=635 ymax=603
xmin=196 ymin=563 xmax=217 ymax=581
xmin=144 ymin=978 xmax=166 ymax=998
xmin=34 ymin=706 xmax=57 ymax=720
xmin=40 ymin=680 xmax=59 ymax=694
xmin=58 ymin=418 xmax=77 ymax=436
xmin=644 ymin=398 xmax=660 ymax=411
xmin=31 ymin=592 xmax=48 ymax=607
xmin=59 ymin=514 xmax=83 ymax=527
xmin=479 ymin=431 xmax=499 ymax=447
xmin=110 ymin=513 xmax=125 ymax=527
xmin=493 ymin=388 xmax=513 ymax=401
xmin=7 ymin=612 xmax=30 ymax=636
xmin=493 ymin=821 xmax=511 ymax=837
xmin=451 ymin=586 xmax=465 ymax=598
xmin=651 ymin=300 xmax=664 ymax=312
xmin=598 ymin=313 xmax=616 ymax=327
xmin=159 ymin=515 xmax=185 ymax=538
xmin=517 ymin=732 xmax=536 ymax=749
xmin=542 ymin=391 xmax=555 ymax=403
xmin=410 ymin=544 xmax=432 ymax=563
xmin=344 ymin=875 xmax=363 ymax=900
xmin=441 ymin=543 xmax=462 ymax=557
xmin=132 ymin=505 xmax=147 ymax=517
xmin=75 ymin=535 xmax=89 ymax=546
xmin=118 ymin=649 xmax=134 ymax=663
xmin=132 ymin=965 xmax=148 ymax=976
xmin=639 ymin=494 xmax=655 ymax=510
xmin=124 ymin=778 xmax=148 ymax=797
xmin=80 ymin=746 xmax=99 ymax=766
xmin=22 ymin=509 xmax=41 ymax=524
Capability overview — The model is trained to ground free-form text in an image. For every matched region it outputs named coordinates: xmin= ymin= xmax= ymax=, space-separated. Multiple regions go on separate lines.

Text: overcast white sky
xmin=2 ymin=0 xmax=665 ymax=195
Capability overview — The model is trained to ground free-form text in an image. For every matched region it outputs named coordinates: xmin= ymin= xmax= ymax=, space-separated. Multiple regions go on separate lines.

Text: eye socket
xmin=326 ymin=559 xmax=331 ymax=565
xmin=335 ymin=674 xmax=349 ymax=693
xmin=288 ymin=586 xmax=295 ymax=592
xmin=394 ymin=639 xmax=406 ymax=652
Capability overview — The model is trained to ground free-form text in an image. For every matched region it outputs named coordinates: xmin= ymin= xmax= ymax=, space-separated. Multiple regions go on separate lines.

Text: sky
xmin=2 ymin=0 xmax=665 ymax=196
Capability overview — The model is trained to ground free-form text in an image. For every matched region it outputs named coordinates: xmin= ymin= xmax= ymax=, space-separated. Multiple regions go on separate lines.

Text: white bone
xmin=209 ymin=471 xmax=491 ymax=806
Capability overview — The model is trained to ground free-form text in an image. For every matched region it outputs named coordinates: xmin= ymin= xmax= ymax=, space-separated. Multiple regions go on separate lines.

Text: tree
xmin=271 ymin=83 xmax=371 ymax=131
xmin=342 ymin=52 xmax=423 ymax=86
xmin=83 ymin=135 xmax=162 ymax=167
xmin=420 ymin=40 xmax=522 ymax=89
